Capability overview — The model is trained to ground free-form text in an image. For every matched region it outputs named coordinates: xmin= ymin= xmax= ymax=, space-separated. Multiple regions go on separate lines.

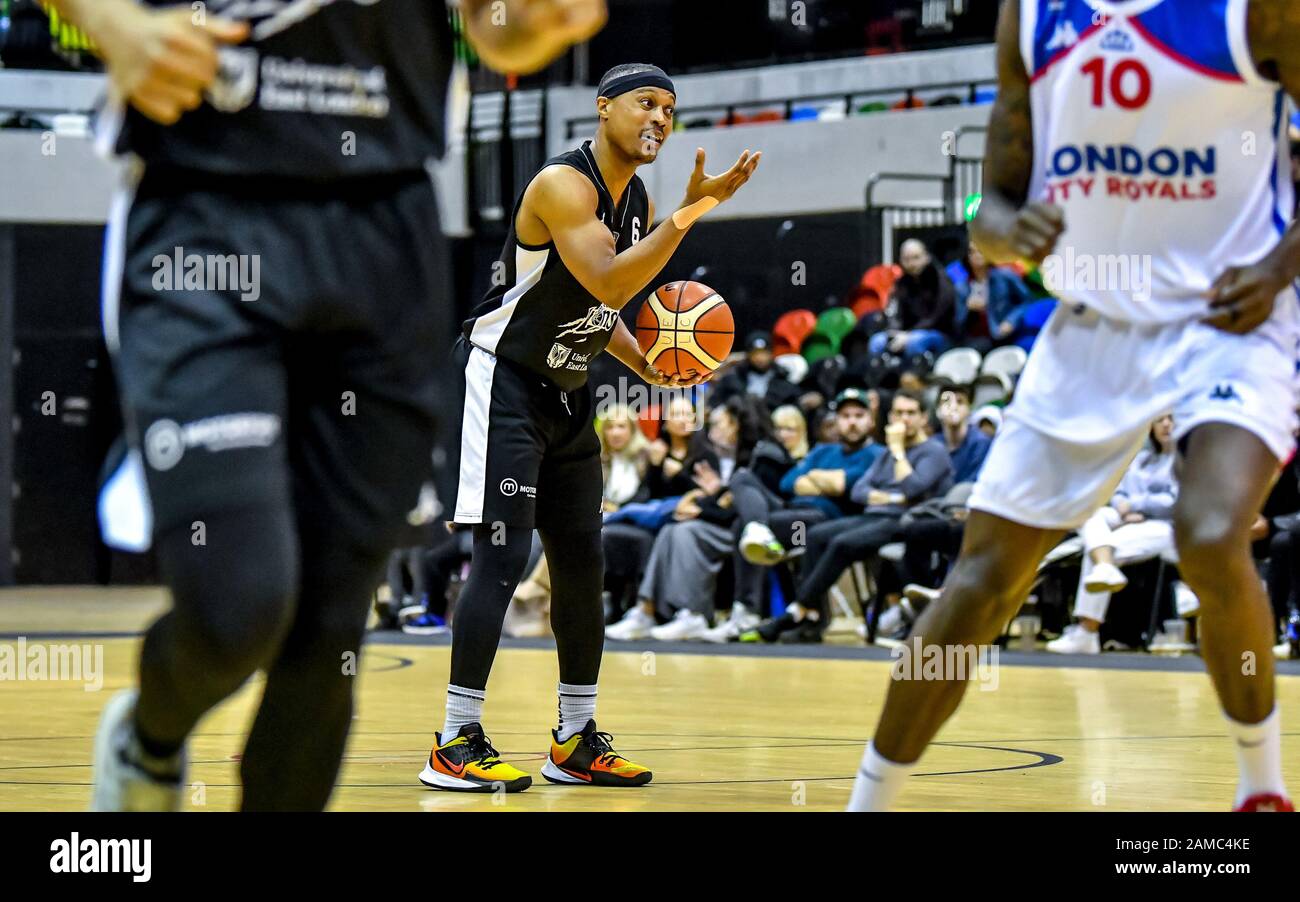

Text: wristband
xmin=672 ymin=196 xmax=719 ymax=230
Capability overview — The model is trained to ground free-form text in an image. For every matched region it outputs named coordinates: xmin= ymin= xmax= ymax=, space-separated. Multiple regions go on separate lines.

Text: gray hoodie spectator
xmin=850 ymin=435 xmax=954 ymax=516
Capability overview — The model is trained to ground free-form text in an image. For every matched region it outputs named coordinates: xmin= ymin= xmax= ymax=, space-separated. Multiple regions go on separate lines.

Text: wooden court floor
xmin=3 ymin=587 xmax=1300 ymax=812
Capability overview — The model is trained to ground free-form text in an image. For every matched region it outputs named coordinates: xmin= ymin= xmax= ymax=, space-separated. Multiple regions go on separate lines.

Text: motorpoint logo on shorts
xmin=499 ymin=478 xmax=536 ymax=498
xmin=144 ymin=413 xmax=281 ymax=472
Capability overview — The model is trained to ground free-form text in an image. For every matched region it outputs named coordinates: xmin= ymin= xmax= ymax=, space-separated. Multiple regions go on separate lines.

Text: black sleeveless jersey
xmin=108 ymin=0 xmax=453 ymax=178
xmin=463 ymin=140 xmax=650 ymax=392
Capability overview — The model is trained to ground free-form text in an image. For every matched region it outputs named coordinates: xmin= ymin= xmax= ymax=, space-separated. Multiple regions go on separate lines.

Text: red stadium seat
xmin=772 ymin=309 xmax=817 ymax=354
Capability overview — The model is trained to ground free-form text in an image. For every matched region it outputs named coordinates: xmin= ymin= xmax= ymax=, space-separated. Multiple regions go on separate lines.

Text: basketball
xmin=634 ymin=280 xmax=734 ymax=379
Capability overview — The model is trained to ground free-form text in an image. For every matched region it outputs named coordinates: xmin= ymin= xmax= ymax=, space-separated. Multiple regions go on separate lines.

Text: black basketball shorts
xmin=105 ymin=167 xmax=450 ymax=551
xmin=441 ymin=337 xmax=603 ymax=533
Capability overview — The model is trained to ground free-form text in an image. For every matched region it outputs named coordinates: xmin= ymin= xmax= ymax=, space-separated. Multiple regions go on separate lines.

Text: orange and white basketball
xmin=634 ymin=281 xmax=734 ymax=380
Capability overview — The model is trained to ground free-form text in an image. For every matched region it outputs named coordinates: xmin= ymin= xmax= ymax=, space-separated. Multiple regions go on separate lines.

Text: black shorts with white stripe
xmin=107 ymin=167 xmax=449 ymax=548
xmin=440 ymin=337 xmax=603 ymax=533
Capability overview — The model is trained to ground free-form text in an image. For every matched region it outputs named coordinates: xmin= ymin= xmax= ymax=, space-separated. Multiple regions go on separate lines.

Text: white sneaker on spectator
xmin=1083 ymin=561 xmax=1128 ymax=594
xmin=902 ymin=584 xmax=941 ymax=605
xmin=1045 ymin=624 xmax=1100 ymax=655
xmin=739 ymin=521 xmax=786 ymax=565
xmin=650 ymin=609 xmax=709 ymax=641
xmin=1173 ymin=580 xmax=1200 ymax=617
xmin=877 ymin=604 xmax=904 ymax=636
xmin=605 ymin=606 xmax=655 ymax=641
xmin=698 ymin=603 xmax=759 ymax=644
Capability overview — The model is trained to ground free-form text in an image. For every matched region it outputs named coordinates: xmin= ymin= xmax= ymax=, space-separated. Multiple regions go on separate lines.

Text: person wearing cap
xmin=736 ymin=387 xmax=884 ymax=567
xmin=753 ymin=390 xmax=953 ymax=643
xmin=708 ymin=330 xmax=804 ymax=412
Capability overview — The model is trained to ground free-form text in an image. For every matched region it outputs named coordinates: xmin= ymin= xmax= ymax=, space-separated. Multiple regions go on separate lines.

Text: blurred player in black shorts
xmin=49 ymin=0 xmax=606 ymax=812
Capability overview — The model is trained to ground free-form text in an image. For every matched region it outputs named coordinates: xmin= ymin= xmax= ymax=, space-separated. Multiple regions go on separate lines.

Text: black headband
xmin=598 ymin=71 xmax=676 ymax=100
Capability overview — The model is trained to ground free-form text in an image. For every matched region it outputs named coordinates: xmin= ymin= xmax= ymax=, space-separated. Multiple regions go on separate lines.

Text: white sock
xmin=847 ymin=741 xmax=915 ymax=811
xmin=441 ymin=684 xmax=485 ymax=743
xmin=1224 ymin=706 xmax=1286 ymax=807
xmin=557 ymin=682 xmax=597 ymax=742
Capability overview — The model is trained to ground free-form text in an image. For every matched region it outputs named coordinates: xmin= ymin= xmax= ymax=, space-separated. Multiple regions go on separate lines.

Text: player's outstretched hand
xmin=684 ymin=148 xmax=763 ymax=206
xmin=1203 ymin=260 xmax=1287 ymax=334
xmin=96 ymin=4 xmax=248 ymax=124
xmin=1007 ymin=202 xmax=1064 ymax=266
xmin=642 ymin=362 xmax=709 ymax=388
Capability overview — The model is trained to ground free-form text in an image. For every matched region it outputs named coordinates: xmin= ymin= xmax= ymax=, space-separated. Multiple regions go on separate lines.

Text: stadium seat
xmin=931 ymin=347 xmax=982 ymax=385
xmin=800 ymin=332 xmax=838 ymax=366
xmin=814 ymin=307 xmax=857 ymax=345
xmin=851 ymin=263 xmax=900 ymax=316
xmin=981 ymin=345 xmax=1028 ymax=381
xmin=972 ymin=372 xmax=1013 ymax=408
xmin=772 ymin=308 xmax=817 ymax=354
xmin=789 ymin=106 xmax=820 ymax=122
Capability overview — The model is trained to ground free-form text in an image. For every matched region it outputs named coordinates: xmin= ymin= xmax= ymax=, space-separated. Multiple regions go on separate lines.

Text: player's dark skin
xmin=515 ymin=86 xmax=760 ymax=387
xmin=872 ymin=0 xmax=1300 ymax=767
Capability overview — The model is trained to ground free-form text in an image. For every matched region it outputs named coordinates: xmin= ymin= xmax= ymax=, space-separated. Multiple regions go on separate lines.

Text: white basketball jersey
xmin=1023 ymin=0 xmax=1296 ymax=324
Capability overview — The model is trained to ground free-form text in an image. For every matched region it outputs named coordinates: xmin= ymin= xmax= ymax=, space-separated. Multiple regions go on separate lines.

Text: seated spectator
xmin=606 ymin=392 xmax=871 ymax=642
xmin=935 ymin=383 xmax=991 ymax=484
xmin=604 ymin=396 xmax=771 ymax=641
xmin=737 ymin=388 xmax=884 ymax=562
xmin=1047 ymin=415 xmax=1195 ymax=655
xmin=708 ymin=331 xmax=804 ymax=413
xmin=951 ymin=238 xmax=1037 ymax=354
xmin=868 ymin=239 xmax=958 ymax=360
xmin=599 ymin=404 xmax=650 ymax=512
xmin=601 ymin=395 xmax=715 ymax=622
xmin=752 ymin=389 xmax=953 ymax=643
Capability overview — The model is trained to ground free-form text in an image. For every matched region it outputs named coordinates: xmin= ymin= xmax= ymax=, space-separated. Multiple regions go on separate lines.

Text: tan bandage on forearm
xmin=672 ymin=196 xmax=719 ymax=230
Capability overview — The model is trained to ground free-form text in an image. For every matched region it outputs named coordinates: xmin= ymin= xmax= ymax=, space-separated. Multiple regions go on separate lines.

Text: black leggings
xmin=135 ymin=506 xmax=390 ymax=811
xmin=449 ymin=525 xmax=605 ymax=690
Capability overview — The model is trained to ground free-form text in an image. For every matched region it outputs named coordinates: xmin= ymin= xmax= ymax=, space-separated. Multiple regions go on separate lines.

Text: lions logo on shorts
xmin=547 ymin=343 xmax=572 ymax=369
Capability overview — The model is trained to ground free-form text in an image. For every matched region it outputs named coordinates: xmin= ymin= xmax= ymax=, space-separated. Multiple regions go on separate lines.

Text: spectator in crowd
xmin=737 ymin=388 xmax=884 ymax=564
xmin=950 ymin=238 xmax=1037 ymax=354
xmin=753 ymin=389 xmax=953 ymax=643
xmin=601 ymin=395 xmax=716 ymax=622
xmin=708 ymin=331 xmax=803 ymax=412
xmin=604 ymin=396 xmax=771 ymax=641
xmin=936 ymin=383 xmax=991 ymax=484
xmin=972 ymin=404 xmax=1003 ymax=438
xmin=1047 ymin=415 xmax=1191 ymax=655
xmin=868 ymin=239 xmax=958 ymax=360
xmin=599 ymin=404 xmax=650 ymax=512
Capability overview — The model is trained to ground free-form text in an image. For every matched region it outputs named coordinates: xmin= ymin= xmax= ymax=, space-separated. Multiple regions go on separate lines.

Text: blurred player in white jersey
xmin=852 ymin=0 xmax=1300 ymax=812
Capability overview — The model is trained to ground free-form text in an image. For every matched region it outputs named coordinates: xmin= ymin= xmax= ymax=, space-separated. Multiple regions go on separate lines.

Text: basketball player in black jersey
xmin=421 ymin=64 xmax=760 ymax=792
xmin=49 ymin=0 xmax=606 ymax=811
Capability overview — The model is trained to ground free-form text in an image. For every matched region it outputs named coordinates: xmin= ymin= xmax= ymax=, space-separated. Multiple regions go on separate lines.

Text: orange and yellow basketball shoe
xmin=541 ymin=719 xmax=652 ymax=787
xmin=418 ymin=723 xmax=532 ymax=793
